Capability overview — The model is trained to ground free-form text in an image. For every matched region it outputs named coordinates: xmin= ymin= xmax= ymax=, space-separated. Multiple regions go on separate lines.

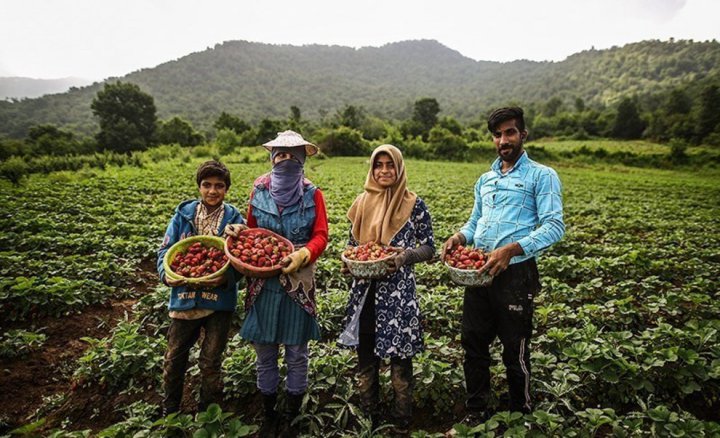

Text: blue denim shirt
xmin=459 ymin=152 xmax=565 ymax=265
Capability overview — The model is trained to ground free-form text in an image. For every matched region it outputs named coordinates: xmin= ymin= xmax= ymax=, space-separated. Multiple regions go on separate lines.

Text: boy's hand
xmin=340 ymin=261 xmax=350 ymax=276
xmin=282 ymin=248 xmax=311 ymax=274
xmin=224 ymin=223 xmax=248 ymax=238
xmin=164 ymin=275 xmax=187 ymax=287
xmin=193 ymin=275 xmax=227 ymax=288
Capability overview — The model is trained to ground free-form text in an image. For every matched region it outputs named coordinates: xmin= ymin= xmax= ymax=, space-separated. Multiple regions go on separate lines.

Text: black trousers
xmin=356 ymin=284 xmax=414 ymax=427
xmin=163 ymin=311 xmax=233 ymax=413
xmin=461 ymin=258 xmax=540 ymax=414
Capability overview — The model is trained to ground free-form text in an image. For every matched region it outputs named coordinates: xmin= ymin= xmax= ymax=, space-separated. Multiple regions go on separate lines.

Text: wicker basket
xmin=225 ymin=228 xmax=294 ymax=279
xmin=163 ymin=236 xmax=229 ymax=284
xmin=341 ymin=247 xmax=401 ymax=280
xmin=445 ymin=262 xmax=493 ymax=287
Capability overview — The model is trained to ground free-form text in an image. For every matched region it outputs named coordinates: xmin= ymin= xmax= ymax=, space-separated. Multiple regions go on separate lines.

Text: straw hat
xmin=262 ymin=130 xmax=319 ymax=156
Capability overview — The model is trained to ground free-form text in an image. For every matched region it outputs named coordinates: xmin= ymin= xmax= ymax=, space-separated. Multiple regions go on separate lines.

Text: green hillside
xmin=0 ymin=38 xmax=718 ymax=138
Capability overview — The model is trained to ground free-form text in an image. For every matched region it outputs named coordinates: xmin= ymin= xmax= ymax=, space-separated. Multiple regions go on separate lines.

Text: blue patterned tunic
xmin=339 ymin=198 xmax=435 ymax=359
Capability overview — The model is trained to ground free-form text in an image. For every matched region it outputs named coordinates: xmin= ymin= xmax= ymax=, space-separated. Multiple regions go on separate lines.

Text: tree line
xmin=1 ymin=78 xmax=719 ymax=166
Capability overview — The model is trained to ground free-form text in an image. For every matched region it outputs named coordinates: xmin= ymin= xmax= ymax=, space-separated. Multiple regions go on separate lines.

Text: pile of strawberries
xmin=445 ymin=245 xmax=487 ymax=270
xmin=228 ymin=232 xmax=292 ymax=268
xmin=170 ymin=242 xmax=228 ymax=278
xmin=343 ymin=242 xmax=398 ymax=262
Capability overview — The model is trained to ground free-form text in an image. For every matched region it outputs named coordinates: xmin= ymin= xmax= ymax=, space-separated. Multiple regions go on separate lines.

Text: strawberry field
xmin=0 ymin=145 xmax=719 ymax=437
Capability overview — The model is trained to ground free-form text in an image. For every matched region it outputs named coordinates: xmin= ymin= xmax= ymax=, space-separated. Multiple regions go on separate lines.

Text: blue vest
xmin=250 ymin=183 xmax=317 ymax=246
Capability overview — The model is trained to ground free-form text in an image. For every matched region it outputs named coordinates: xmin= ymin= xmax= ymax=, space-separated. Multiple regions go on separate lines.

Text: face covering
xmin=270 ymin=157 xmax=304 ymax=208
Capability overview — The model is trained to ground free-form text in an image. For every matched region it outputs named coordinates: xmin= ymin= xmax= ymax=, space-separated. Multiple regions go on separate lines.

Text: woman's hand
xmin=340 ymin=261 xmax=350 ymax=276
xmin=282 ymin=247 xmax=311 ymax=274
xmin=385 ymin=250 xmax=407 ymax=274
xmin=224 ymin=223 xmax=248 ymax=238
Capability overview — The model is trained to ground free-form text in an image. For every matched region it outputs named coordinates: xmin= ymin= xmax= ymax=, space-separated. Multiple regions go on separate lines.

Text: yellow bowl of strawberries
xmin=163 ymin=236 xmax=230 ymax=284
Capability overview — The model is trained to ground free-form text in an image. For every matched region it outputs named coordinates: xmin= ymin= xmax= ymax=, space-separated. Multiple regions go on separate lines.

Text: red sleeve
xmin=247 ymin=190 xmax=258 ymax=228
xmin=304 ymin=189 xmax=328 ymax=263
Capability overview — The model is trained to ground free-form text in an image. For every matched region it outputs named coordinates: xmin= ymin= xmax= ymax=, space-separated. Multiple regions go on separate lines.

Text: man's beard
xmin=498 ymin=141 xmax=523 ymax=162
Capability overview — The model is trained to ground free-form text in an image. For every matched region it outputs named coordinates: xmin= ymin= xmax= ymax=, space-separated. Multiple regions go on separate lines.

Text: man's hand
xmin=282 ymin=247 xmax=311 ymax=274
xmin=441 ymin=233 xmax=466 ymax=261
xmin=224 ymin=223 xmax=248 ymax=238
xmin=478 ymin=242 xmax=524 ymax=276
xmin=385 ymin=250 xmax=407 ymax=274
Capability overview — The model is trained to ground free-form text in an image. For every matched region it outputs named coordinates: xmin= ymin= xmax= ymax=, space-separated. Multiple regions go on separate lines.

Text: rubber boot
xmin=258 ymin=393 xmax=279 ymax=438
xmin=278 ymin=392 xmax=304 ymax=438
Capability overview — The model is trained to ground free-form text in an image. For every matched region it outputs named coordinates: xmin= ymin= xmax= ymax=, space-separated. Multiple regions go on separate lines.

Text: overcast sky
xmin=1 ymin=0 xmax=717 ymax=81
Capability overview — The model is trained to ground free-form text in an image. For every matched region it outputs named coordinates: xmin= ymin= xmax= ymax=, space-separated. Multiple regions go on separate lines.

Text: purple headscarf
xmin=270 ymin=146 xmax=306 ymax=208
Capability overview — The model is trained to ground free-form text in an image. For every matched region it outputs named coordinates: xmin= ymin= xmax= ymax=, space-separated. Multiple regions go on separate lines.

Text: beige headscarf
xmin=347 ymin=144 xmax=417 ymax=245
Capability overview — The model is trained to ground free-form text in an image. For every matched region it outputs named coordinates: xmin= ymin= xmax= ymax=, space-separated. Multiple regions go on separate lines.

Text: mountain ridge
xmin=0 ymin=38 xmax=718 ymax=138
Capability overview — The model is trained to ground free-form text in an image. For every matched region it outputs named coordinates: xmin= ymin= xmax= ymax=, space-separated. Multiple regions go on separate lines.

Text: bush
xmin=216 ymin=128 xmax=243 ymax=155
xmin=192 ymin=145 xmax=213 ymax=158
xmin=0 ymin=138 xmax=30 ymax=160
xmin=427 ymin=126 xmax=468 ymax=160
xmin=145 ymin=144 xmax=185 ymax=163
xmin=317 ymin=127 xmax=370 ymax=156
xmin=359 ymin=116 xmax=389 ymax=140
xmin=669 ymin=138 xmax=689 ymax=163
xmin=156 ymin=117 xmax=204 ymax=147
xmin=0 ymin=156 xmax=28 ymax=185
xmin=397 ymin=136 xmax=429 ymax=159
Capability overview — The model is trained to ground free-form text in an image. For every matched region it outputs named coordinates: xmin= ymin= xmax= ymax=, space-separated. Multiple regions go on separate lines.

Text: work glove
xmin=224 ymin=223 xmax=248 ymax=238
xmin=441 ymin=232 xmax=466 ymax=261
xmin=282 ymin=247 xmax=311 ymax=274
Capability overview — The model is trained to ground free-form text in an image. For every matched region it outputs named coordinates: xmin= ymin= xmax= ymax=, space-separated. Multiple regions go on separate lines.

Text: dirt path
xmin=0 ymin=260 xmax=157 ymax=433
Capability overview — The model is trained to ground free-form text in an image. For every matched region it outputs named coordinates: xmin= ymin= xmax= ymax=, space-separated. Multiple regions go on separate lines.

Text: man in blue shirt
xmin=442 ymin=107 xmax=564 ymax=421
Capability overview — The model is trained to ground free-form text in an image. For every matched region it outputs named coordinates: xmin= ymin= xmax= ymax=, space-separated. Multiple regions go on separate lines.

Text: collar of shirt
xmin=491 ymin=150 xmax=529 ymax=176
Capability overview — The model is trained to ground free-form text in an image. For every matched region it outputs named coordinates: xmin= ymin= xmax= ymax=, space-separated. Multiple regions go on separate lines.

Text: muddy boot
xmin=278 ymin=392 xmax=304 ymax=438
xmin=389 ymin=357 xmax=414 ymax=436
xmin=258 ymin=393 xmax=279 ymax=438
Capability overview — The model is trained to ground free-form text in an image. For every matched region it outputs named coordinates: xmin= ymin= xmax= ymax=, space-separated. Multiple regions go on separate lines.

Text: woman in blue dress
xmin=227 ymin=131 xmax=329 ymax=437
xmin=339 ymin=144 xmax=435 ymax=434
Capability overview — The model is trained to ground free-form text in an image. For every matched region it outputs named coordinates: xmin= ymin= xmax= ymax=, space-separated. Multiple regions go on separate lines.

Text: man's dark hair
xmin=196 ymin=160 xmax=231 ymax=188
xmin=487 ymin=107 xmax=526 ymax=133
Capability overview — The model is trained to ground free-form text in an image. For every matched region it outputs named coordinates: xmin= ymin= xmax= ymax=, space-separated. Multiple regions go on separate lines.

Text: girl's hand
xmin=385 ymin=250 xmax=407 ymax=274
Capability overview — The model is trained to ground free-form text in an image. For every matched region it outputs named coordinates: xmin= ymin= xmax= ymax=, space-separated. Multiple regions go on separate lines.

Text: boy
xmin=157 ymin=160 xmax=246 ymax=415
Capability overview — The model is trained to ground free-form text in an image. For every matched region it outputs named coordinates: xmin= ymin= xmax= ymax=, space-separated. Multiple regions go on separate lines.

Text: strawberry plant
xmin=1 ymin=153 xmax=718 ymax=435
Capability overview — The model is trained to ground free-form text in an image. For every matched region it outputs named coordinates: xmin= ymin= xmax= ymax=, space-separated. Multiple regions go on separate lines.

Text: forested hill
xmin=0 ymin=38 xmax=718 ymax=137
